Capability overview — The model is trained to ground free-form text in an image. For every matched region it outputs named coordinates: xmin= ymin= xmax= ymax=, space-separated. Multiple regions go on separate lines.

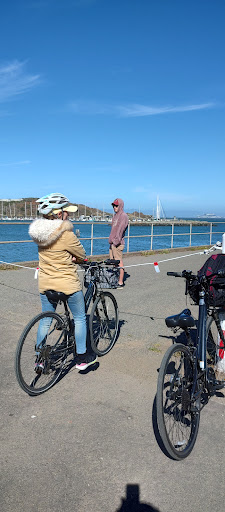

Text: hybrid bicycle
xmin=15 ymin=259 xmax=119 ymax=395
xmin=156 ymin=265 xmax=225 ymax=460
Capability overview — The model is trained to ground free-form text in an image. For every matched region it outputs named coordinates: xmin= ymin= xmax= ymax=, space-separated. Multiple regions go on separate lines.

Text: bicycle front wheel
xmin=156 ymin=343 xmax=200 ymax=460
xmin=15 ymin=312 xmax=67 ymax=396
xmin=89 ymin=292 xmax=119 ymax=355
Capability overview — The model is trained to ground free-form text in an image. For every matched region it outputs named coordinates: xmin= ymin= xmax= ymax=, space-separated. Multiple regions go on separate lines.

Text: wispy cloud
xmin=0 ymin=61 xmax=41 ymax=102
xmin=68 ymin=100 xmax=216 ymax=118
xmin=117 ymin=102 xmax=215 ymax=117
xmin=0 ymin=160 xmax=31 ymax=167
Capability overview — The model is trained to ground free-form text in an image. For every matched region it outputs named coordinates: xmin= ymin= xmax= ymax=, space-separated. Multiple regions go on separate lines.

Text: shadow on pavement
xmin=123 ymin=271 xmax=130 ymax=285
xmin=158 ymin=327 xmax=197 ymax=346
xmin=116 ymin=484 xmax=160 ymax=511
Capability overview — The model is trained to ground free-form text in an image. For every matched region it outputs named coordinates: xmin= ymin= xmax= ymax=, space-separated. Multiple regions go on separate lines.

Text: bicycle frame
xmin=167 ymin=268 xmax=225 ymax=405
xmin=156 ymin=259 xmax=225 ymax=460
xmin=84 ymin=280 xmax=96 ymax=312
xmin=50 ymin=259 xmax=119 ymax=343
xmin=189 ymin=289 xmax=208 ymax=407
xmin=197 ymin=291 xmax=207 ymax=370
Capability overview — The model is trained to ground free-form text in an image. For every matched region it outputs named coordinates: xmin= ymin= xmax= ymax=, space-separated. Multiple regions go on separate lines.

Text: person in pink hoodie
xmin=109 ymin=198 xmax=129 ymax=288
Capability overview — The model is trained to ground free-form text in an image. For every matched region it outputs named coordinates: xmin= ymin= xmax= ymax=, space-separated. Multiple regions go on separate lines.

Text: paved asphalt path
xmin=0 ymin=249 xmax=224 ymax=512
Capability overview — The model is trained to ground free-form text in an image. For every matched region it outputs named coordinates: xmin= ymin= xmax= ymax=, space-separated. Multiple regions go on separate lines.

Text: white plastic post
xmin=222 ymin=233 xmax=225 ymax=254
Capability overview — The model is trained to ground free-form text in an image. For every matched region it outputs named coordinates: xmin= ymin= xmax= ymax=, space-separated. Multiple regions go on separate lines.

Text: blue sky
xmin=0 ymin=0 xmax=225 ymax=217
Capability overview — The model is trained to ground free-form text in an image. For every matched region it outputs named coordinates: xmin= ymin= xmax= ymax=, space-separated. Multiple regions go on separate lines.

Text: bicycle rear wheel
xmin=15 ymin=312 xmax=68 ymax=395
xmin=89 ymin=292 xmax=119 ymax=355
xmin=206 ymin=315 xmax=218 ymax=366
xmin=156 ymin=343 xmax=200 ymax=460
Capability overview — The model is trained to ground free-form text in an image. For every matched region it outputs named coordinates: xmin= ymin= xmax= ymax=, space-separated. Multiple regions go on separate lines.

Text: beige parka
xmin=29 ymin=218 xmax=86 ymax=295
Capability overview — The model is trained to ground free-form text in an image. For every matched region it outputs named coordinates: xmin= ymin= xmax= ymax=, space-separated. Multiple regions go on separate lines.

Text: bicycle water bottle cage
xmin=165 ymin=309 xmax=195 ymax=329
xmin=45 ymin=290 xmax=70 ymax=304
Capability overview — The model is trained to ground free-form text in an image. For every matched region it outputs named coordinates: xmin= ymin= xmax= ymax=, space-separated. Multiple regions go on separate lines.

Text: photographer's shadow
xmin=123 ymin=270 xmax=130 ymax=285
xmin=116 ymin=484 xmax=160 ymax=512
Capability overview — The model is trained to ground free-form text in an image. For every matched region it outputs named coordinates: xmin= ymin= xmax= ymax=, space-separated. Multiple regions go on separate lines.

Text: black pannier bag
xmin=188 ymin=254 xmax=225 ymax=306
xmin=84 ymin=266 xmax=119 ymax=289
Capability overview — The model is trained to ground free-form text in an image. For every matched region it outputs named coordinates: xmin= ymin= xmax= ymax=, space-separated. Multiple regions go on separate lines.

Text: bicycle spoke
xmin=89 ymin=292 xmax=119 ymax=355
xmin=156 ymin=344 xmax=200 ymax=460
xmin=15 ymin=312 xmax=68 ymax=395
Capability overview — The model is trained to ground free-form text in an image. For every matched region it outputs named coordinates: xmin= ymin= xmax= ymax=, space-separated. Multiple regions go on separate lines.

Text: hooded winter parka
xmin=29 ymin=218 xmax=86 ymax=295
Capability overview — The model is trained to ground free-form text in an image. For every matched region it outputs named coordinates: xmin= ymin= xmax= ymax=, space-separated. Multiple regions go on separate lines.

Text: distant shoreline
xmin=0 ymin=219 xmax=216 ymax=226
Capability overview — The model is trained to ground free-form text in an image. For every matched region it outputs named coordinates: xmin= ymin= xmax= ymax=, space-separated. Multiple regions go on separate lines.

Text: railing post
xmin=171 ymin=223 xmax=174 ymax=249
xmin=189 ymin=223 xmax=192 ymax=246
xmin=90 ymin=223 xmax=94 ymax=256
xmin=150 ymin=223 xmax=153 ymax=251
xmin=209 ymin=222 xmax=212 ymax=245
xmin=127 ymin=222 xmax=130 ymax=253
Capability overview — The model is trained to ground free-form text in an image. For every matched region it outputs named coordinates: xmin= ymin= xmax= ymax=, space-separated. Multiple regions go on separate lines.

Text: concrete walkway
xmin=0 ymin=250 xmax=224 ymax=512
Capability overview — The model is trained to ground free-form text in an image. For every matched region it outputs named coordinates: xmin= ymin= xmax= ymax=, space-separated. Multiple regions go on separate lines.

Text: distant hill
xmin=0 ymin=198 xmax=153 ymax=220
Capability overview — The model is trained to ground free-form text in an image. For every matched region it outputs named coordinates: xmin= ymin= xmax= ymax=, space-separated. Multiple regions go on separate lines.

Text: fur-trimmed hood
xmin=29 ymin=219 xmax=74 ymax=248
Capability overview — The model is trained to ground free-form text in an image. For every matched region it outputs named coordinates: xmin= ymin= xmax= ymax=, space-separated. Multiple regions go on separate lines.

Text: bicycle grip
xmin=167 ymin=271 xmax=183 ymax=277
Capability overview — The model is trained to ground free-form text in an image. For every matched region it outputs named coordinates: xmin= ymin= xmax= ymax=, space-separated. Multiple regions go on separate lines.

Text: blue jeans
xmin=37 ymin=291 xmax=87 ymax=355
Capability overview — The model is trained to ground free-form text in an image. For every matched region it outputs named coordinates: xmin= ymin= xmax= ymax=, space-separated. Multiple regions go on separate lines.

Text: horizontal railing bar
xmin=0 ymin=230 xmax=224 ymax=245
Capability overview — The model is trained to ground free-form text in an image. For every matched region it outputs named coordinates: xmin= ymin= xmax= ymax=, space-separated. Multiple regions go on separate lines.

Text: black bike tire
xmin=89 ymin=292 xmax=119 ymax=355
xmin=15 ymin=311 xmax=66 ymax=396
xmin=156 ymin=343 xmax=200 ymax=460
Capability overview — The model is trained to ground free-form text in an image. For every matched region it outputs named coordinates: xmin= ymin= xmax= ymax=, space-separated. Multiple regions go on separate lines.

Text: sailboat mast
xmin=156 ymin=196 xmax=160 ymax=220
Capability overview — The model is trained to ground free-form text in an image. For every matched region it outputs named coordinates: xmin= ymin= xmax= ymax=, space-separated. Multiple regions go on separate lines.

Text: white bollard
xmin=222 ymin=233 xmax=225 ymax=254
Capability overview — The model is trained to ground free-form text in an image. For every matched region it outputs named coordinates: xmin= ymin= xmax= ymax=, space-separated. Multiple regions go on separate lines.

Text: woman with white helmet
xmin=29 ymin=192 xmax=97 ymax=371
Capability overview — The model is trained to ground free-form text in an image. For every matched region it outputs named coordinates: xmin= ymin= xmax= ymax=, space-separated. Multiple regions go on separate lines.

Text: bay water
xmin=1 ymin=219 xmax=225 ymax=263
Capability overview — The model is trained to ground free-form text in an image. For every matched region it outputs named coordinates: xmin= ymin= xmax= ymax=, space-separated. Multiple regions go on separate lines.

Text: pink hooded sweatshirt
xmin=108 ymin=198 xmax=129 ymax=247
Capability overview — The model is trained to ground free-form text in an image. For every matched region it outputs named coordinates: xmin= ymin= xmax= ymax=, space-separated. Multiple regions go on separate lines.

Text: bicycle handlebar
xmin=167 ymin=271 xmax=183 ymax=277
xmin=167 ymin=268 xmax=225 ymax=280
xmin=80 ymin=258 xmax=120 ymax=269
xmin=167 ymin=270 xmax=194 ymax=279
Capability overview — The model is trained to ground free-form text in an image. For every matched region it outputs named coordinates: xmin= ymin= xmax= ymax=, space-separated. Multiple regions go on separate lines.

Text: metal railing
xmin=0 ymin=221 xmax=224 ymax=256
xmin=125 ymin=221 xmax=217 ymax=253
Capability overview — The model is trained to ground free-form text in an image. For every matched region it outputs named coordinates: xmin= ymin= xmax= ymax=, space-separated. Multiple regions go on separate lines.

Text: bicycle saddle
xmin=45 ymin=290 xmax=70 ymax=304
xmin=165 ymin=309 xmax=195 ymax=329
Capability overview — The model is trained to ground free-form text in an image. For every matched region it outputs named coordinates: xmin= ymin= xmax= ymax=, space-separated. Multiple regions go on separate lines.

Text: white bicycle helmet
xmin=36 ymin=192 xmax=69 ymax=215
